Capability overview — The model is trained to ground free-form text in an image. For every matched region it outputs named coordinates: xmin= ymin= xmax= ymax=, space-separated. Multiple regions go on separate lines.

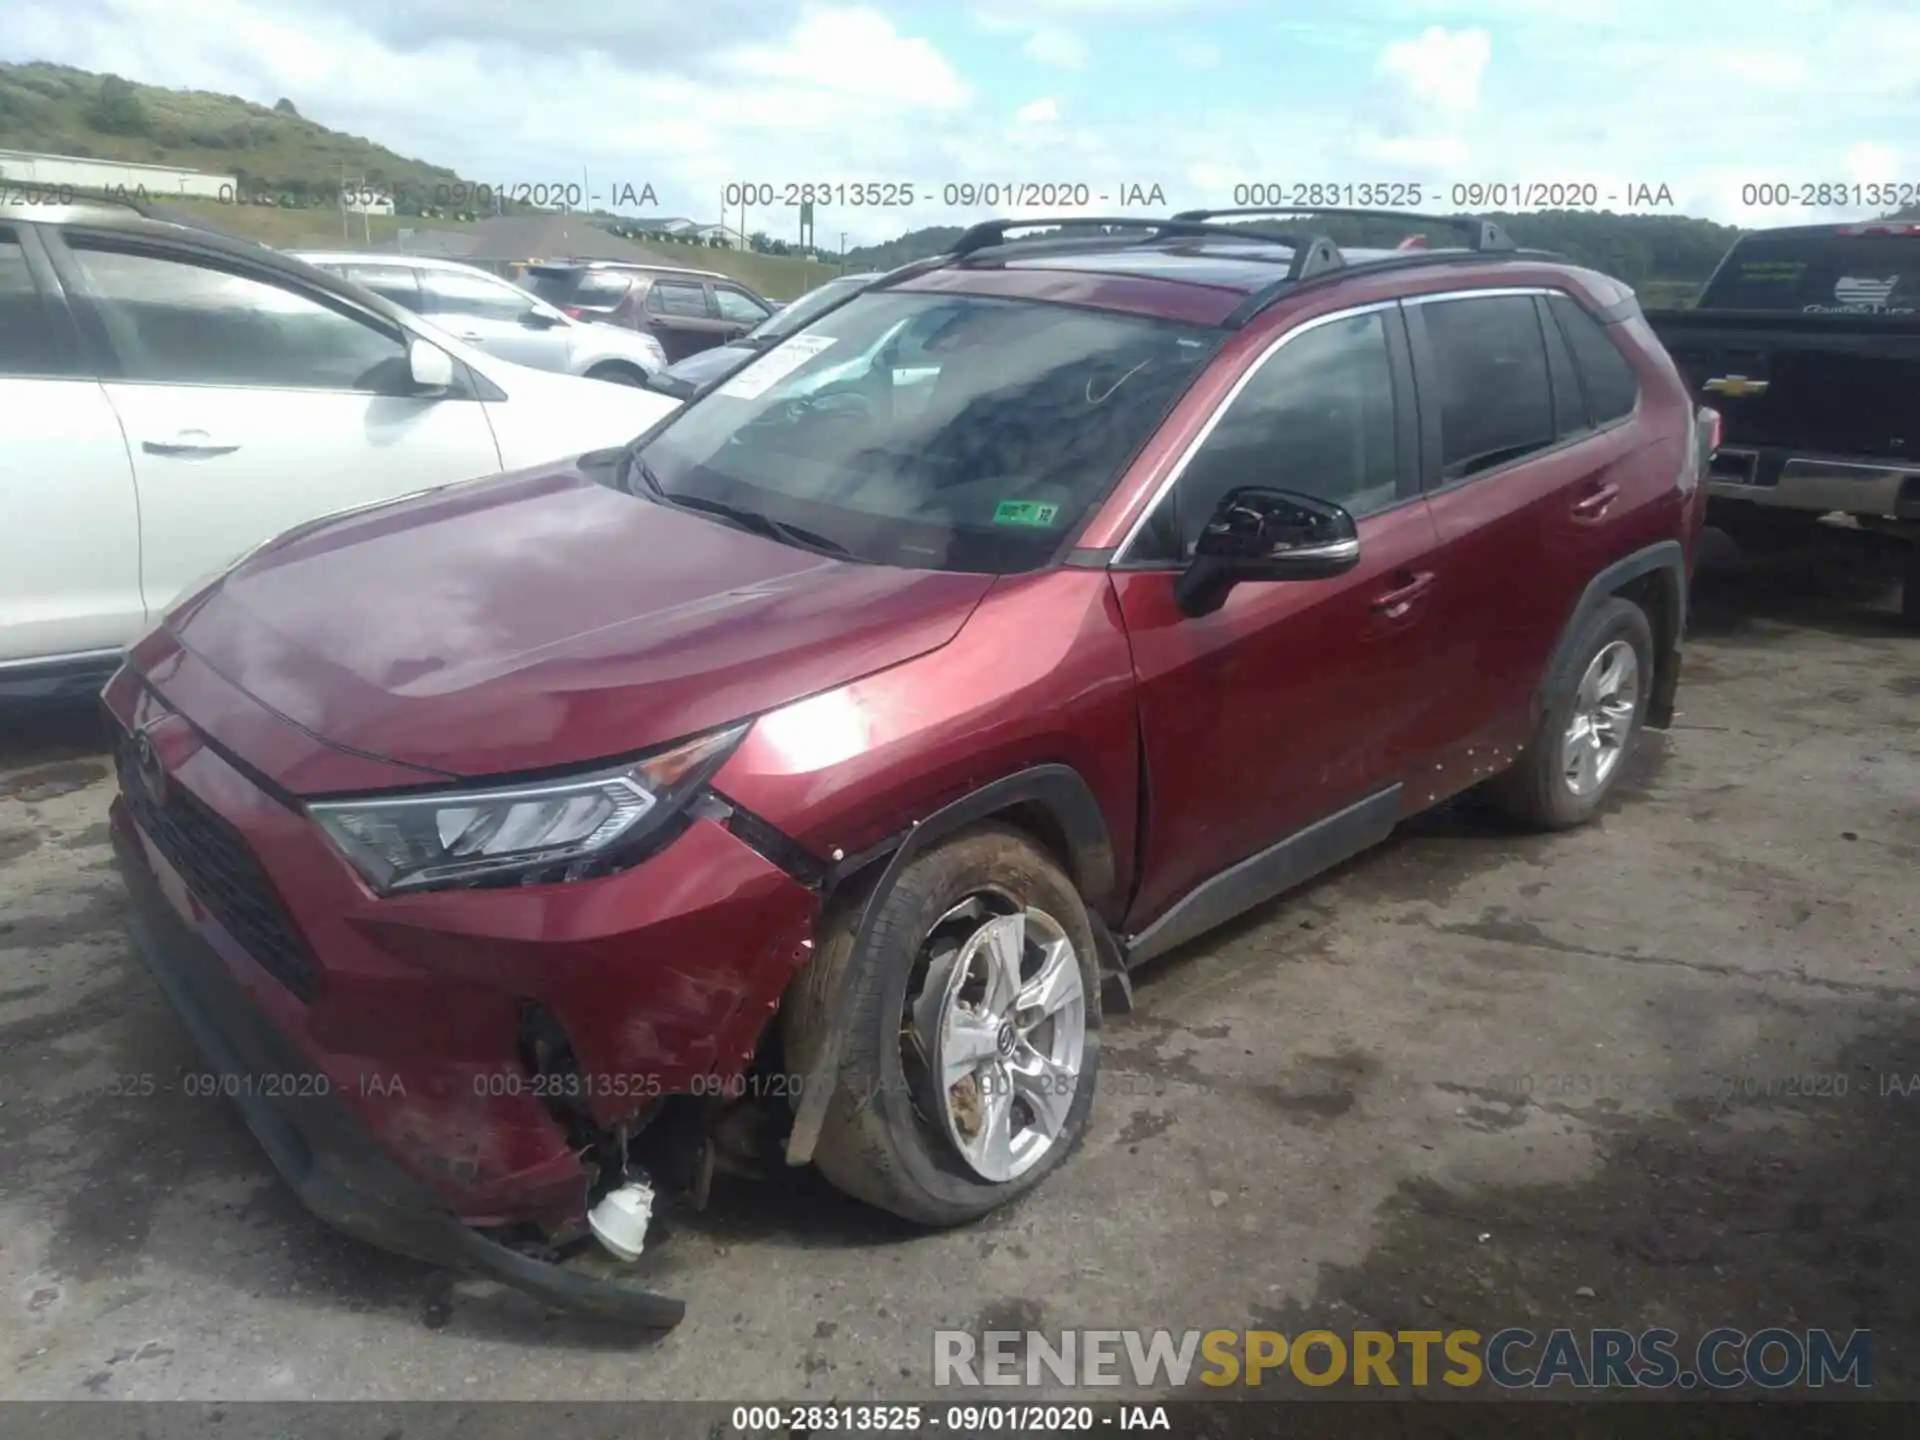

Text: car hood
xmin=167 ymin=462 xmax=996 ymax=782
xmin=663 ymin=341 xmax=755 ymax=388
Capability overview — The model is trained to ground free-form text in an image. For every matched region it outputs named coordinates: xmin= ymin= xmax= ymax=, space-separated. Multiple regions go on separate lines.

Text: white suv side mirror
xmin=407 ymin=338 xmax=455 ymax=391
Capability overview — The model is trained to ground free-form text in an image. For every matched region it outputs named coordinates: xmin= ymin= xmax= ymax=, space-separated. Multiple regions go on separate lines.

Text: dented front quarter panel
xmin=711 ymin=568 xmax=1142 ymax=922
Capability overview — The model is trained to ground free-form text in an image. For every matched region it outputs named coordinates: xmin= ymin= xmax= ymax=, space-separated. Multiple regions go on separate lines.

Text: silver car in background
xmin=293 ymin=252 xmax=668 ymax=386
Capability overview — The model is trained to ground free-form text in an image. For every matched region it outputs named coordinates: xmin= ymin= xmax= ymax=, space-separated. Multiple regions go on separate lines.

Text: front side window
xmin=1154 ymin=311 xmax=1403 ymax=558
xmin=714 ymin=287 xmax=769 ymax=324
xmin=70 ymin=244 xmax=407 ymax=391
xmin=1420 ymin=295 xmax=1555 ymax=482
xmin=635 ymin=291 xmax=1222 ymax=572
xmin=338 ymin=263 xmax=423 ymax=310
xmin=418 ymin=269 xmax=541 ymax=322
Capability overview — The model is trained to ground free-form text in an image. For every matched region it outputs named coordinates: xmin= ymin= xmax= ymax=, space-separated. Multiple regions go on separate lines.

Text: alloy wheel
xmin=1561 ymin=639 xmax=1640 ymax=797
xmin=904 ymin=893 xmax=1087 ymax=1184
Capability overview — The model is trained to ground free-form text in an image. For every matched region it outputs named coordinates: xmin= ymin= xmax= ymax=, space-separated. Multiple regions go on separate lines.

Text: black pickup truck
xmin=1644 ymin=221 xmax=1920 ymax=623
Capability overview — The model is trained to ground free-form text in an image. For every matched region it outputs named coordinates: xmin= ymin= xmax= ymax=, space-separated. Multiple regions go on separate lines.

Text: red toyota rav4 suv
xmin=106 ymin=210 xmax=1712 ymax=1327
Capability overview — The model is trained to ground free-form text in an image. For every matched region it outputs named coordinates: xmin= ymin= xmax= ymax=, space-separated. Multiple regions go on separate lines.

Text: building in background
xmin=0 ymin=148 xmax=234 ymax=199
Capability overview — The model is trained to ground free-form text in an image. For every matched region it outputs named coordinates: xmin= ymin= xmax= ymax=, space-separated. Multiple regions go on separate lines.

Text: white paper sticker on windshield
xmin=715 ymin=334 xmax=842 ymax=400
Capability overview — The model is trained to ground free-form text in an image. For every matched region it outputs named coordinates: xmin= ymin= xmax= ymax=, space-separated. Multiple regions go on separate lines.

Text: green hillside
xmin=0 ymin=61 xmax=466 ymax=210
xmin=0 ymin=61 xmax=841 ymax=297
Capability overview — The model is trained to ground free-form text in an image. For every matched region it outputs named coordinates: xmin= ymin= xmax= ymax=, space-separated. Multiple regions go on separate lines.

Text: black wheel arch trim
xmin=1547 ymin=539 xmax=1686 ymax=729
xmin=782 ymin=762 xmax=1119 ymax=1167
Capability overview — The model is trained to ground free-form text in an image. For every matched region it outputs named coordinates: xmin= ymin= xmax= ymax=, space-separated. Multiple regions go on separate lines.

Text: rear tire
xmin=1901 ymin=543 xmax=1920 ymax=630
xmin=784 ymin=825 xmax=1101 ymax=1226
xmin=1483 ymin=596 xmax=1655 ymax=830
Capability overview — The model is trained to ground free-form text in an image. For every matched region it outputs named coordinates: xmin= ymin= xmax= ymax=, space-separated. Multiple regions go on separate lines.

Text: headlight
xmin=309 ymin=722 xmax=748 ymax=893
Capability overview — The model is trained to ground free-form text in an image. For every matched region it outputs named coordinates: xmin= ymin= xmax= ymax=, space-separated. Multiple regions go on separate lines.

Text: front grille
xmin=114 ymin=724 xmax=319 ymax=1001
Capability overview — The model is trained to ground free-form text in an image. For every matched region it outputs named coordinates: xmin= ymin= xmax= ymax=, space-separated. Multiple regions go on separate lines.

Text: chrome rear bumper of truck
xmin=1708 ymin=450 xmax=1920 ymax=519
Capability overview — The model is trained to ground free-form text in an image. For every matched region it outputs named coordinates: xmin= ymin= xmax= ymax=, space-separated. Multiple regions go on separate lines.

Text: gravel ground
xmin=0 ymin=530 xmax=1914 ymax=1404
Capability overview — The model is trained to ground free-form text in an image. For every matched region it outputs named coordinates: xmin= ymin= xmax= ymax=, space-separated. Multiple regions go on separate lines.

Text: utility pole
xmin=839 ymin=231 xmax=847 ymax=274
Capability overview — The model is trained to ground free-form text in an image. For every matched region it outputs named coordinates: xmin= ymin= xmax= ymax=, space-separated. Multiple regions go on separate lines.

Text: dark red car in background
xmin=107 ymin=209 xmax=1713 ymax=1328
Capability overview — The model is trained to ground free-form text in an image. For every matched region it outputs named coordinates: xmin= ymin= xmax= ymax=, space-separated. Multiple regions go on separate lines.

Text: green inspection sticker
xmin=992 ymin=500 xmax=1061 ymax=527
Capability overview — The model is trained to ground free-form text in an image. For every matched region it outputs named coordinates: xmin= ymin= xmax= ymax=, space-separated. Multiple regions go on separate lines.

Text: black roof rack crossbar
xmin=1221 ymin=246 xmax=1566 ymax=329
xmin=947 ymin=214 xmax=1327 ymax=257
xmin=1172 ymin=206 xmax=1517 ymax=253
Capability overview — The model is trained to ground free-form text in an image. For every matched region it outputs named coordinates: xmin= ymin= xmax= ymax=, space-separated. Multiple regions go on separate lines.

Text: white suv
xmin=292 ymin=252 xmax=669 ymax=385
xmin=0 ymin=202 xmax=679 ymax=698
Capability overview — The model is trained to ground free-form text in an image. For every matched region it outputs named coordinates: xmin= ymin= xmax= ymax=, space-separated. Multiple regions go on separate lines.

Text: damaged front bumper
xmin=113 ymin=817 xmax=688 ymax=1329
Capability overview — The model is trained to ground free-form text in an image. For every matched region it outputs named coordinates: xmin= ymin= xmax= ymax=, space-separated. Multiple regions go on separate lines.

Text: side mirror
xmin=520 ymin=308 xmax=564 ymax=329
xmin=1175 ymin=487 xmax=1360 ymax=617
xmin=407 ymin=338 xmax=455 ymax=392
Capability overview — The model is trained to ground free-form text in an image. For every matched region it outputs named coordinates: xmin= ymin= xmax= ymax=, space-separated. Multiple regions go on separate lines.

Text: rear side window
xmin=1699 ymin=233 xmax=1919 ymax=314
xmin=648 ymin=281 xmax=710 ymax=318
xmin=1419 ymin=296 xmax=1555 ymax=481
xmin=1549 ymin=294 xmax=1639 ymax=425
xmin=0 ymin=230 xmax=71 ymax=377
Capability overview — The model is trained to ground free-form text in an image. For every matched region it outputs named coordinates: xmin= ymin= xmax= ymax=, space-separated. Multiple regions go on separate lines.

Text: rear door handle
xmin=142 ymin=437 xmax=240 ymax=458
xmin=1572 ymin=483 xmax=1621 ymax=519
xmin=1371 ymin=570 xmax=1435 ymax=618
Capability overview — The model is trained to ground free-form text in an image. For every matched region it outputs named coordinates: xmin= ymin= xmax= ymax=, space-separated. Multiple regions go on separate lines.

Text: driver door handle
xmin=1371 ymin=570 xmax=1435 ymax=618
xmin=142 ymin=436 xmax=240 ymax=458
xmin=1572 ymin=483 xmax=1621 ymax=520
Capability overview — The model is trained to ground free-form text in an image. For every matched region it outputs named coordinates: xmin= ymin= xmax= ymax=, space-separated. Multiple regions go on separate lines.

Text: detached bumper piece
xmin=113 ymin=826 xmax=687 ymax=1331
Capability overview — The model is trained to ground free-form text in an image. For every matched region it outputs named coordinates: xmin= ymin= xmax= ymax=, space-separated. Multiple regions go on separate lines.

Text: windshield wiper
xmin=621 ymin=448 xmax=862 ymax=562
xmin=669 ymin=493 xmax=864 ymax=561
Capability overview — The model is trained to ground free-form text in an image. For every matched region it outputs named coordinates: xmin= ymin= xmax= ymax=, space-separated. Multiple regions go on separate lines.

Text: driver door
xmin=1110 ymin=304 xmax=1446 ymax=927
xmin=55 ymin=236 xmax=502 ymax=619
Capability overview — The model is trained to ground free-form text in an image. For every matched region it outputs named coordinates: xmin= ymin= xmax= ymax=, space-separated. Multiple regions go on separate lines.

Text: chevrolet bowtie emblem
xmin=1703 ymin=375 xmax=1769 ymax=398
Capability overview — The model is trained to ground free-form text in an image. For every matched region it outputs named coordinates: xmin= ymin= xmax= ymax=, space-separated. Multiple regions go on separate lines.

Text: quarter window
xmin=70 ymin=244 xmax=408 ymax=391
xmin=1161 ymin=310 xmax=1404 ymax=556
xmin=1548 ymin=294 xmax=1639 ymax=425
xmin=1420 ymin=295 xmax=1556 ymax=482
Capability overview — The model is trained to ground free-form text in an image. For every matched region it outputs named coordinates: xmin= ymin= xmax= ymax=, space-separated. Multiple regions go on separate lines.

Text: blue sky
xmin=5 ymin=0 xmax=1917 ymax=243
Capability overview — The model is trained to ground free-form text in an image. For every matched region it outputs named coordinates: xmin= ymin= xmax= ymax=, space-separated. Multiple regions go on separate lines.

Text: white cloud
xmin=1015 ymin=97 xmax=1061 ymax=125
xmin=1021 ymin=25 xmax=1091 ymax=68
xmin=1171 ymin=38 xmax=1221 ymax=70
xmin=1377 ymin=26 xmax=1491 ymax=115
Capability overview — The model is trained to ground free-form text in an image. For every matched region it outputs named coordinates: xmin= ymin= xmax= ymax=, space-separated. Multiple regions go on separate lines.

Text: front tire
xmin=1484 ymin=596 xmax=1655 ymax=829
xmin=585 ymin=362 xmax=646 ymax=387
xmin=785 ymin=825 xmax=1101 ymax=1226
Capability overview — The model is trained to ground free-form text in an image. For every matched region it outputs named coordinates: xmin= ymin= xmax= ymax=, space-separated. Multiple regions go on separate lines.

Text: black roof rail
xmin=949 ymin=215 xmax=1216 ymax=256
xmin=1172 ymin=206 xmax=1517 ymax=253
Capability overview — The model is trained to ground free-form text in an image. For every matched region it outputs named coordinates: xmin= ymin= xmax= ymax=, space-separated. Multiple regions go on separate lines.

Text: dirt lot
xmin=1 ymin=532 xmax=1915 ymax=1403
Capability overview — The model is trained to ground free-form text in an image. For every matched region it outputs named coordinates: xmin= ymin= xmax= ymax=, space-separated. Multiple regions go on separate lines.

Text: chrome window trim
xmin=1110 ymin=298 xmax=1399 ymax=563
xmin=1110 ymin=286 xmax=1572 ymax=563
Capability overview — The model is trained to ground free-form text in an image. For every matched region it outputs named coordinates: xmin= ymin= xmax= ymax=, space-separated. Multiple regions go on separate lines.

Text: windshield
xmin=635 ymin=290 xmax=1221 ymax=572
xmin=747 ymin=276 xmax=871 ymax=341
xmin=1700 ymin=234 xmax=1919 ymax=314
